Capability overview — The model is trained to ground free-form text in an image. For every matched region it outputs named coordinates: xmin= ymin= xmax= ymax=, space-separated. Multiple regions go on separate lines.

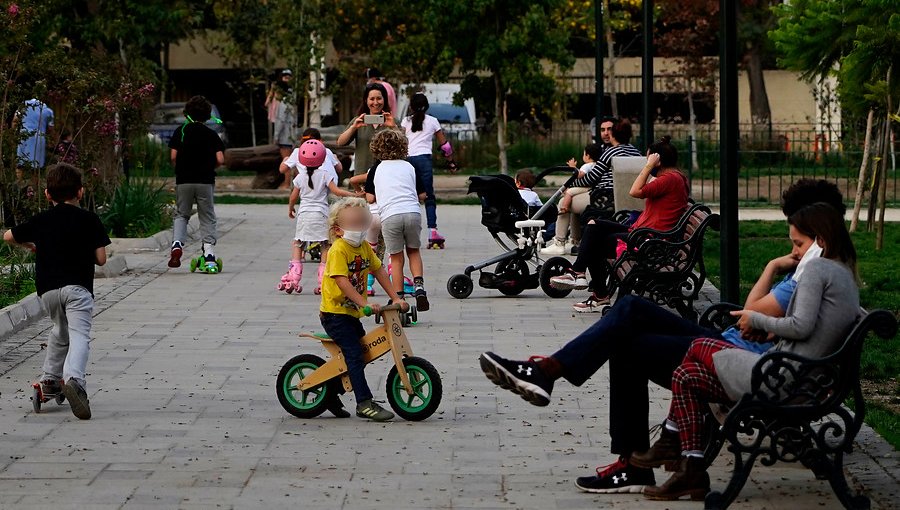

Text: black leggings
xmin=572 ymin=220 xmax=629 ymax=294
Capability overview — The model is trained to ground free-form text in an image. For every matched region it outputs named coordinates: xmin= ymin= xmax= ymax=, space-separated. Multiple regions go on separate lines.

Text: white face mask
xmin=341 ymin=229 xmax=367 ymax=247
xmin=793 ymin=239 xmax=823 ymax=282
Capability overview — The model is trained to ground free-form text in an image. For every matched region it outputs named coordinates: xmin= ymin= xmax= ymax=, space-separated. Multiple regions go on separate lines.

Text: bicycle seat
xmin=299 ymin=332 xmax=333 ymax=342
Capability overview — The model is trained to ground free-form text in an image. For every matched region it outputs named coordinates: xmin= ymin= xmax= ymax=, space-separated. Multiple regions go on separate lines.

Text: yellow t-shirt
xmin=320 ymin=238 xmax=382 ymax=318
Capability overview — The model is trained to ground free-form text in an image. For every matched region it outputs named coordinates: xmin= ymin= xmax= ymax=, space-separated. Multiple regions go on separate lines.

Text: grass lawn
xmin=704 ymin=220 xmax=900 ymax=447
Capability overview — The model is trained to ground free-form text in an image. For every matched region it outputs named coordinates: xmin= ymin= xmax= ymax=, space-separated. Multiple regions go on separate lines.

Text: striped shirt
xmin=570 ymin=143 xmax=642 ymax=190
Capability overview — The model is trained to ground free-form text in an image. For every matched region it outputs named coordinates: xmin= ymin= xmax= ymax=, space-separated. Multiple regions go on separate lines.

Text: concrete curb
xmin=0 ymin=292 xmax=44 ymax=339
xmin=0 ymin=220 xmax=202 ymax=340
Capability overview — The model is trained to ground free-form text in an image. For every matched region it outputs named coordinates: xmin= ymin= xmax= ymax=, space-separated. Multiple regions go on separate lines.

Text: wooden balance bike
xmin=276 ymin=303 xmax=442 ymax=421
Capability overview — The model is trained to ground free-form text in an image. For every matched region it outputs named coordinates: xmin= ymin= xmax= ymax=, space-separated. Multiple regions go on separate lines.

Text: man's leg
xmin=607 ymin=333 xmax=697 ymax=456
xmin=552 ymin=296 xmax=716 ymax=386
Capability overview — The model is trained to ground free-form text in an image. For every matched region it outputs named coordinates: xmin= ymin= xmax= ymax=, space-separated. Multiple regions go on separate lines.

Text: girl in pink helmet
xmin=278 ymin=138 xmax=360 ymax=294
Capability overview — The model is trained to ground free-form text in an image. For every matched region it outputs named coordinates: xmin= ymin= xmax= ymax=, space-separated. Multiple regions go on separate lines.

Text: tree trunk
xmin=876 ymin=68 xmax=893 ymax=250
xmin=603 ymin=0 xmax=618 ymax=117
xmin=495 ymin=73 xmax=508 ymax=174
xmin=876 ymin=116 xmax=889 ymax=250
xmin=850 ymin=108 xmax=874 ymax=232
xmin=745 ymin=45 xmax=772 ymax=141
xmin=866 ymin=120 xmax=882 ymax=232
xmin=687 ymin=88 xmax=699 ymax=172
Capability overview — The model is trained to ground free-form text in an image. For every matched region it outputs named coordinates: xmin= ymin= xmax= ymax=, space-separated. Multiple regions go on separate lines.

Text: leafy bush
xmin=0 ymin=242 xmax=35 ymax=308
xmin=129 ymin=136 xmax=175 ymax=177
xmin=100 ymin=177 xmax=171 ymax=238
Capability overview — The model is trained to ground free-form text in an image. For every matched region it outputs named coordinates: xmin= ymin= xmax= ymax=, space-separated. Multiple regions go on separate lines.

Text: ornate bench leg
xmin=705 ymin=450 xmax=758 ymax=510
xmin=826 ymin=451 xmax=871 ymax=510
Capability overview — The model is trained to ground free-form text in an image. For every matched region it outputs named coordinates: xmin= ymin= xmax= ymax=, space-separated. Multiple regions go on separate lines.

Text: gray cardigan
xmin=713 ymin=257 xmax=860 ymax=400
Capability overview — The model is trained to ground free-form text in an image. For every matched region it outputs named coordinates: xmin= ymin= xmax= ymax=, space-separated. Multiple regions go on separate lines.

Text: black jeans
xmin=571 ymin=220 xmax=629 ymax=294
xmin=550 ymin=295 xmax=721 ymax=455
xmin=321 ymin=312 xmax=372 ymax=403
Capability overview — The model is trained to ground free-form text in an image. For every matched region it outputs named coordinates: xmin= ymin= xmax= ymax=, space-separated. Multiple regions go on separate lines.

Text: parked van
xmin=396 ymin=83 xmax=479 ymax=140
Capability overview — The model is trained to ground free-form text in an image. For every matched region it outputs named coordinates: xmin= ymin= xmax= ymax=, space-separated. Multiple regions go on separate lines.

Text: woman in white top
xmin=401 ymin=93 xmax=457 ymax=246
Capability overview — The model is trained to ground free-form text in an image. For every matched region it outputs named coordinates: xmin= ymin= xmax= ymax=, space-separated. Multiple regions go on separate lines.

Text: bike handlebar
xmin=362 ymin=302 xmax=411 ymax=317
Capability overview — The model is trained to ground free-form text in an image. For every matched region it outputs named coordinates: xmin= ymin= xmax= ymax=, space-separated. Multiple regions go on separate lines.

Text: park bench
xmin=697 ymin=303 xmax=898 ymax=510
xmin=602 ymin=203 xmax=720 ymax=320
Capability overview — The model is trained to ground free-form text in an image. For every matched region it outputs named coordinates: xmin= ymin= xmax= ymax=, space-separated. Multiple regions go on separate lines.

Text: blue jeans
xmin=551 ymin=295 xmax=722 ymax=455
xmin=321 ymin=312 xmax=372 ymax=403
xmin=408 ymin=154 xmax=436 ymax=229
xmin=552 ymin=295 xmax=719 ymax=386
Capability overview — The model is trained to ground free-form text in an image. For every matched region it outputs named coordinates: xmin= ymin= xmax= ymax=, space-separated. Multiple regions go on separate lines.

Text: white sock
xmin=665 ymin=419 xmax=679 ymax=432
xmin=683 ymin=450 xmax=704 ymax=458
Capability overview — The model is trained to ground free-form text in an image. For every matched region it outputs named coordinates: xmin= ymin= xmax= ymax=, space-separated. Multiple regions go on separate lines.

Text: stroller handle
xmin=534 ymin=165 xmax=580 ymax=187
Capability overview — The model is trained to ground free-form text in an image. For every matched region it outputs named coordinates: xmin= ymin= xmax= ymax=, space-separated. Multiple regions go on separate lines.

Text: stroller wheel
xmin=495 ymin=259 xmax=527 ymax=296
xmin=447 ymin=274 xmax=474 ymax=299
xmin=539 ymin=257 xmax=574 ymax=298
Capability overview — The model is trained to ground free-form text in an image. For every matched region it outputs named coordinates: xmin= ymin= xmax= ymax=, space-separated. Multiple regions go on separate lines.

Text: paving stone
xmin=0 ymin=204 xmax=894 ymax=509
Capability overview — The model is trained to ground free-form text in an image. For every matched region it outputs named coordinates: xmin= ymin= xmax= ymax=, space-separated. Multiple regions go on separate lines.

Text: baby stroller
xmin=446 ymin=166 xmax=578 ymax=299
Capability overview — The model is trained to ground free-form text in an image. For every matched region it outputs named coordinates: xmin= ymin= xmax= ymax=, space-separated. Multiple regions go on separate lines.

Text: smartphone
xmin=363 ymin=114 xmax=385 ymax=125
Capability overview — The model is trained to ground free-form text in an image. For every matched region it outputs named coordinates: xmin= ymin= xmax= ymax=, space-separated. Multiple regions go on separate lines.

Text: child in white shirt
xmin=515 ymin=169 xmax=542 ymax=207
xmin=278 ymin=139 xmax=358 ymax=294
xmin=364 ymin=129 xmax=430 ymax=311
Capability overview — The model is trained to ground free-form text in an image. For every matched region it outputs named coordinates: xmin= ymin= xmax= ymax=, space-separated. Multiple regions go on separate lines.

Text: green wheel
xmin=216 ymin=258 xmax=223 ymax=272
xmin=276 ymin=354 xmax=335 ymax=419
xmin=385 ymin=356 xmax=442 ymax=421
xmin=189 ymin=257 xmax=198 ymax=273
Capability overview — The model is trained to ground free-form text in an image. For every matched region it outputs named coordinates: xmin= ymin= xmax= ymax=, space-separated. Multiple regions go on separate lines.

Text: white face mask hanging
xmin=793 ymin=239 xmax=824 ymax=282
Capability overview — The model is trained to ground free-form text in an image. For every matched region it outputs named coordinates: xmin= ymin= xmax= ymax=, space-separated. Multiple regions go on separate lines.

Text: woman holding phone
xmin=338 ymin=83 xmax=395 ymax=176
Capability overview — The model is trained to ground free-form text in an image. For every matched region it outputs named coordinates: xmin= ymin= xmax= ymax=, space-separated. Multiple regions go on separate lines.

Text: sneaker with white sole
xmin=479 ymin=352 xmax=553 ymax=406
xmin=575 ymin=456 xmax=656 ymax=493
xmin=540 ymin=239 xmax=568 ymax=256
xmin=572 ymin=294 xmax=611 ymax=313
xmin=356 ymin=399 xmax=394 ymax=421
xmin=550 ymin=271 xmax=589 ymax=290
xmin=62 ymin=379 xmax=91 ymax=420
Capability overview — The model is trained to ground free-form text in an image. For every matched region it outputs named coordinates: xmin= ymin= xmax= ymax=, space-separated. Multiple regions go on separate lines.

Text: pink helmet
xmin=298 ymin=139 xmax=327 ymax=168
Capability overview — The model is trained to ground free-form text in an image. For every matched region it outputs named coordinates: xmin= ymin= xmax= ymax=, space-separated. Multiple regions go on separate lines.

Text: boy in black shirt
xmin=167 ymin=95 xmax=226 ymax=270
xmin=4 ymin=163 xmax=110 ymax=419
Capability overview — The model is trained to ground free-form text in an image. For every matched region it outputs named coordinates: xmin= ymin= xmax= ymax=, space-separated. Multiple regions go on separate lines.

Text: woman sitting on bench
xmin=549 ymin=136 xmax=690 ymax=313
xmin=634 ymin=201 xmax=861 ymax=501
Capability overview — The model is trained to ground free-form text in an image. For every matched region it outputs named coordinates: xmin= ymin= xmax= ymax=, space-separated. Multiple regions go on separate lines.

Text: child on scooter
xmin=321 ymin=197 xmax=404 ymax=421
xmin=278 ymin=139 xmax=359 ymax=294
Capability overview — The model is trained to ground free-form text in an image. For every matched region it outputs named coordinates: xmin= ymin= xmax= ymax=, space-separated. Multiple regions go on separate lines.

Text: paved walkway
xmin=0 ymin=205 xmax=895 ymax=509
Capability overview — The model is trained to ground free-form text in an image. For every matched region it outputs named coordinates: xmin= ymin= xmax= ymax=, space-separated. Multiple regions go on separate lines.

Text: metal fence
xmin=445 ymin=121 xmax=897 ymax=206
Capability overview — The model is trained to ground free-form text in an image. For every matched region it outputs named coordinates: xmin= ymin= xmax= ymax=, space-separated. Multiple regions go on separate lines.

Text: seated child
xmin=560 ymin=142 xmax=603 ymax=214
xmin=515 ymin=169 xmax=542 ymax=207
xmin=320 ymin=197 xmax=405 ymax=421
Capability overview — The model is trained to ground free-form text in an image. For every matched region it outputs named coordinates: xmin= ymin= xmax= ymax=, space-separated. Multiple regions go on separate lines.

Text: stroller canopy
xmin=468 ymin=175 xmax=530 ymax=234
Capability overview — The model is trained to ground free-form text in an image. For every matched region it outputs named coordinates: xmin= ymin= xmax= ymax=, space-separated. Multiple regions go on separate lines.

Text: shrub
xmin=0 ymin=242 xmax=35 ymax=308
xmin=100 ymin=177 xmax=171 ymax=238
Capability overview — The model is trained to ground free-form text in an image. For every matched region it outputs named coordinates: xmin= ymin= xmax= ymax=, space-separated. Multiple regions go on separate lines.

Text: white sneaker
xmin=550 ymin=272 xmax=590 ymax=290
xmin=565 ymin=240 xmax=579 ymax=255
xmin=541 ymin=239 xmax=568 ymax=256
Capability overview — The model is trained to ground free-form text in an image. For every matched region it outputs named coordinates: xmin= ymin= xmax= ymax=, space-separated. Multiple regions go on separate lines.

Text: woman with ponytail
xmin=401 ymin=92 xmax=457 ymax=248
